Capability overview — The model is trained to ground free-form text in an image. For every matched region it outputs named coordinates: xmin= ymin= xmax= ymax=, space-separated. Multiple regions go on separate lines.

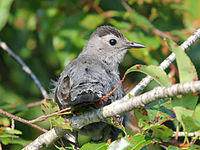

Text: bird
xmin=53 ymin=25 xmax=145 ymax=148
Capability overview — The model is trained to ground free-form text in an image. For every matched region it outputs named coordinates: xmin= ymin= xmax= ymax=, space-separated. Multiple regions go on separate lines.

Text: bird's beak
xmin=125 ymin=41 xmax=146 ymax=49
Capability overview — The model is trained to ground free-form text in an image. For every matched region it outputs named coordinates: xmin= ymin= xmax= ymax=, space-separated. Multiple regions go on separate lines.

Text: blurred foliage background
xmin=0 ymin=0 xmax=200 ymax=149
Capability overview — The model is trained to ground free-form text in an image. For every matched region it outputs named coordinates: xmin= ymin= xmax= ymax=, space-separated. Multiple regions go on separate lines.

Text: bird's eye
xmin=109 ymin=39 xmax=117 ymax=46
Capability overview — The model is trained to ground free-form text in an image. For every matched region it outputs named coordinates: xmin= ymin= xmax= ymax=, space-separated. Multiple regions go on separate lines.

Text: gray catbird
xmin=53 ymin=26 xmax=145 ymax=147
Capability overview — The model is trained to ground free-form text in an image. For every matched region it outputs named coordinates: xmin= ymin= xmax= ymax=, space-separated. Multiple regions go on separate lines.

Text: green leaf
xmin=168 ymin=146 xmax=197 ymax=150
xmin=166 ymin=39 xmax=198 ymax=83
xmin=0 ymin=101 xmax=28 ymax=114
xmin=108 ymin=135 xmax=154 ymax=150
xmin=0 ymin=0 xmax=14 ymax=31
xmin=126 ymin=64 xmax=173 ymax=128
xmin=148 ymin=125 xmax=174 ymax=141
xmin=178 ymin=104 xmax=200 ymax=132
xmin=0 ymin=137 xmax=30 ymax=146
xmin=167 ymin=145 xmax=182 ymax=150
xmin=41 ymin=98 xmax=73 ymax=131
xmin=194 ymin=104 xmax=200 ymax=126
xmin=51 ymin=116 xmax=73 ymax=131
xmin=0 ymin=127 xmax=22 ymax=135
xmin=166 ymin=39 xmax=199 ymax=128
xmin=125 ymin=65 xmax=171 ymax=86
xmin=105 ymin=117 xmax=126 ymax=135
xmin=0 ymin=117 xmax=10 ymax=126
xmin=181 ymin=115 xmax=200 ymax=132
xmin=135 ymin=99 xmax=175 ymax=129
xmin=109 ymin=19 xmax=131 ymax=29
xmin=80 ymin=142 xmax=108 ymax=150
xmin=0 ymin=134 xmax=19 ymax=138
xmin=187 ymin=145 xmax=200 ymax=150
xmin=4 ymin=128 xmax=22 ymax=135
xmin=80 ymin=14 xmax=105 ymax=29
xmin=0 ymin=127 xmax=29 ymax=146
xmin=41 ymin=98 xmax=60 ymax=115
xmin=172 ymin=95 xmax=197 ymax=122
xmin=128 ymin=11 xmax=154 ymax=29
xmin=55 ymin=145 xmax=74 ymax=150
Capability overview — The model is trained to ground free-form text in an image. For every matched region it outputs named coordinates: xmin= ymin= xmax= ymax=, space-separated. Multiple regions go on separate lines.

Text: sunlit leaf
xmin=168 ymin=145 xmax=199 ymax=150
xmin=194 ymin=104 xmax=200 ymax=126
xmin=148 ymin=125 xmax=174 ymax=141
xmin=80 ymin=14 xmax=105 ymax=29
xmin=80 ymin=142 xmax=108 ymax=150
xmin=181 ymin=115 xmax=200 ymax=132
xmin=0 ymin=117 xmax=10 ymax=126
xmin=0 ymin=137 xmax=30 ymax=146
xmin=126 ymin=64 xmax=173 ymax=128
xmin=41 ymin=98 xmax=59 ymax=115
xmin=0 ymin=127 xmax=22 ymax=135
xmin=166 ymin=39 xmax=198 ymax=83
xmin=135 ymin=99 xmax=174 ymax=129
xmin=167 ymin=145 xmax=182 ymax=150
xmin=166 ymin=39 xmax=198 ymax=128
xmin=105 ymin=117 xmax=126 ymax=135
xmin=51 ymin=116 xmax=73 ymax=131
xmin=0 ymin=0 xmax=14 ymax=31
xmin=108 ymin=135 xmax=154 ymax=150
xmin=41 ymin=98 xmax=73 ymax=130
xmin=125 ymin=64 xmax=171 ymax=86
xmin=129 ymin=11 xmax=154 ymax=29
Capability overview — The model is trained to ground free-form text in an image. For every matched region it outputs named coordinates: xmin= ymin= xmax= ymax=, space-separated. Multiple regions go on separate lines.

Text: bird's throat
xmin=104 ymin=49 xmax=127 ymax=69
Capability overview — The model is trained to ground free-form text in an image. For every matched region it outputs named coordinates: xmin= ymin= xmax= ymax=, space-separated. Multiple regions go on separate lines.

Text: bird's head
xmin=81 ymin=26 xmax=145 ymax=67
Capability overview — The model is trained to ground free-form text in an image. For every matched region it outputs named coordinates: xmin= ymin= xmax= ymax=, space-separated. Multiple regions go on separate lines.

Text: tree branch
xmin=172 ymin=132 xmax=200 ymax=137
xmin=23 ymin=81 xmax=200 ymax=149
xmin=126 ymin=28 xmax=200 ymax=97
xmin=23 ymin=127 xmax=68 ymax=150
xmin=0 ymin=41 xmax=49 ymax=99
xmin=26 ymin=100 xmax=44 ymax=108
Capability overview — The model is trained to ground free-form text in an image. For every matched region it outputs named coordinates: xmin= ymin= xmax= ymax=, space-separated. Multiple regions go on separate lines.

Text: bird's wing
xmin=54 ymin=75 xmax=71 ymax=109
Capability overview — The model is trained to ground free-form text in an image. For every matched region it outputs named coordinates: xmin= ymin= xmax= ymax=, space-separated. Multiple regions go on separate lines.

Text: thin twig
xmin=0 ymin=41 xmax=49 ymax=99
xmin=0 ymin=108 xmax=47 ymax=133
xmin=29 ymin=107 xmax=71 ymax=124
xmin=88 ymin=0 xmax=113 ymax=19
xmin=121 ymin=0 xmax=132 ymax=11
xmin=0 ymin=143 xmax=2 ymax=150
xmin=11 ymin=118 xmax=15 ymax=130
xmin=88 ymin=0 xmax=104 ymax=14
xmin=190 ymin=134 xmax=199 ymax=146
xmin=26 ymin=100 xmax=44 ymax=108
xmin=152 ymin=28 xmax=179 ymax=41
